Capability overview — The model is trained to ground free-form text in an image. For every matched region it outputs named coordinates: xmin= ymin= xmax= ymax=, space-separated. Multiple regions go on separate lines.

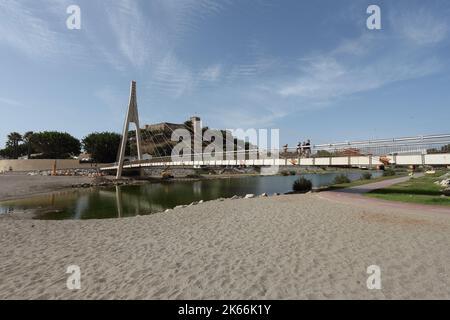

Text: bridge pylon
xmin=116 ymin=81 xmax=143 ymax=179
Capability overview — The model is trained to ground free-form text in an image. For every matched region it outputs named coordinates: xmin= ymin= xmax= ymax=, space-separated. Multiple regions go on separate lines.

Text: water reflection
xmin=115 ymin=186 xmax=122 ymax=218
xmin=74 ymin=194 xmax=89 ymax=220
xmin=0 ymin=171 xmax=381 ymax=220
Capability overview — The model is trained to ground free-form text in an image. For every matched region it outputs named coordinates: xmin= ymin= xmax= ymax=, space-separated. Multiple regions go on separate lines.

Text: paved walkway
xmin=336 ymin=173 xmax=424 ymax=194
xmin=319 ymin=173 xmax=450 ymax=215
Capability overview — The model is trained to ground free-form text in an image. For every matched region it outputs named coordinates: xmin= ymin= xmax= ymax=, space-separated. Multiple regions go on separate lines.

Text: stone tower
xmin=190 ymin=116 xmax=202 ymax=161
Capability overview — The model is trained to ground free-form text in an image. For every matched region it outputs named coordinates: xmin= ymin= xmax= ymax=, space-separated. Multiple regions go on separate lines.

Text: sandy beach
xmin=0 ymin=173 xmax=93 ymax=201
xmin=1 ymin=191 xmax=450 ymax=299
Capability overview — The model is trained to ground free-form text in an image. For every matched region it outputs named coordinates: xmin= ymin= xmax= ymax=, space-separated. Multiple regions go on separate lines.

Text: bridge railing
xmin=108 ymin=134 xmax=450 ymax=168
xmin=312 ymin=134 xmax=450 ymax=157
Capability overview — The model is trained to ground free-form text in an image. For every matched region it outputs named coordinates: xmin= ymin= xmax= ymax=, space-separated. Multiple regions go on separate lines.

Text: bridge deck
xmin=101 ymin=153 xmax=450 ymax=171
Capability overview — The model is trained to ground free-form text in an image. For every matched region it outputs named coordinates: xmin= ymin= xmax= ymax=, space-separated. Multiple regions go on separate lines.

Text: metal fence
xmin=312 ymin=134 xmax=450 ymax=156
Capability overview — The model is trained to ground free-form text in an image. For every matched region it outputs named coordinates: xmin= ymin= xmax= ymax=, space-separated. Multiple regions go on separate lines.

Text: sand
xmin=1 ymin=193 xmax=450 ymax=299
xmin=0 ymin=173 xmax=93 ymax=201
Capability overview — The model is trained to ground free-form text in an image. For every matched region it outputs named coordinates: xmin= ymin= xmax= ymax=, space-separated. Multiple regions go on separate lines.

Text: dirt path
xmin=319 ymin=173 xmax=450 ymax=215
xmin=338 ymin=174 xmax=422 ymax=194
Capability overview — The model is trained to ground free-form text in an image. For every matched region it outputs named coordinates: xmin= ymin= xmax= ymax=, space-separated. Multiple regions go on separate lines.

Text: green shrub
xmin=289 ymin=171 xmax=297 ymax=176
xmin=161 ymin=171 xmax=174 ymax=179
xmin=361 ymin=172 xmax=372 ymax=180
xmin=293 ymin=177 xmax=312 ymax=193
xmin=443 ymin=188 xmax=450 ymax=197
xmin=280 ymin=170 xmax=290 ymax=176
xmin=383 ymin=168 xmax=396 ymax=177
xmin=334 ymin=174 xmax=351 ymax=184
xmin=185 ymin=174 xmax=202 ymax=179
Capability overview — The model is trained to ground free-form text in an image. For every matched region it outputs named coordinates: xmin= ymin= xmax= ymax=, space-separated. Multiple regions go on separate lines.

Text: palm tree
xmin=23 ymin=131 xmax=34 ymax=159
xmin=6 ymin=132 xmax=22 ymax=159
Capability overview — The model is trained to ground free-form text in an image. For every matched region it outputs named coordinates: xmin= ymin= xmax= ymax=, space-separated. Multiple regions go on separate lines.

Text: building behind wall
xmin=140 ymin=117 xmax=201 ymax=156
xmin=144 ymin=122 xmax=186 ymax=133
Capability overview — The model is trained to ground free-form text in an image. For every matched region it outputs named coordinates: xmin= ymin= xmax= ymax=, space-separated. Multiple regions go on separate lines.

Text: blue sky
xmin=0 ymin=0 xmax=449 ymax=148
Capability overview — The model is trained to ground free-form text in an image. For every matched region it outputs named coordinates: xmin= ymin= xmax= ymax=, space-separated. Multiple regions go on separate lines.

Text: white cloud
xmin=392 ymin=8 xmax=448 ymax=46
xmin=105 ymin=0 xmax=154 ymax=68
xmin=95 ymin=87 xmax=122 ymax=110
xmin=216 ymin=108 xmax=287 ymax=128
xmin=2 ymin=0 xmax=448 ymax=121
xmin=225 ymin=43 xmax=279 ymax=82
xmin=279 ymin=54 xmax=440 ymax=101
xmin=0 ymin=1 xmax=58 ymax=58
xmin=94 ymin=86 xmax=131 ymax=128
xmin=103 ymin=0 xmax=228 ymax=69
xmin=0 ymin=0 xmax=85 ymax=61
xmin=199 ymin=65 xmax=222 ymax=82
xmin=0 ymin=97 xmax=23 ymax=107
xmin=157 ymin=0 xmax=228 ymax=39
xmin=278 ymin=7 xmax=447 ymax=103
xmin=151 ymin=53 xmax=195 ymax=97
xmin=102 ymin=0 xmax=229 ymax=96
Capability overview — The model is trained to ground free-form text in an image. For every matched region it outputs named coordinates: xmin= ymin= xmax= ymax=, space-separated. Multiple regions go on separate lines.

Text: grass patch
xmin=383 ymin=168 xmax=396 ymax=177
xmin=366 ymin=171 xmax=450 ymax=206
xmin=281 ymin=170 xmax=297 ymax=176
xmin=334 ymin=174 xmax=351 ymax=184
xmin=327 ymin=173 xmax=407 ymax=191
xmin=361 ymin=172 xmax=372 ymax=180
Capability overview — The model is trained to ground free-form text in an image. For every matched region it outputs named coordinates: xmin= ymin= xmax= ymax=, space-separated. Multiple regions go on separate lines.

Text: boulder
xmin=260 ymin=193 xmax=268 ymax=197
xmin=245 ymin=194 xmax=255 ymax=199
xmin=230 ymin=195 xmax=240 ymax=200
xmin=440 ymin=179 xmax=450 ymax=188
xmin=441 ymin=172 xmax=450 ymax=179
xmin=174 ymin=205 xmax=187 ymax=210
xmin=443 ymin=188 xmax=450 ymax=197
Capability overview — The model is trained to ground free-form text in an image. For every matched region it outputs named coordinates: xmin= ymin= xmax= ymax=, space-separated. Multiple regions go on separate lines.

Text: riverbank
xmin=0 ymin=169 xmax=380 ymax=203
xmin=1 ymin=193 xmax=450 ymax=299
xmin=0 ymin=173 xmax=95 ymax=202
xmin=0 ymin=172 xmax=266 ymax=202
xmin=366 ymin=171 xmax=450 ymax=206
xmin=326 ymin=173 xmax=408 ymax=191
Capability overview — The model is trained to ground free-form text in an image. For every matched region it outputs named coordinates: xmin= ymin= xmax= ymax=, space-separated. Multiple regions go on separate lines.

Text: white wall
xmin=0 ymin=159 xmax=107 ymax=172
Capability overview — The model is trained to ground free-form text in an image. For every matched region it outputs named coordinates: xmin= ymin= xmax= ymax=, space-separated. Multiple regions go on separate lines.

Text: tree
xmin=428 ymin=145 xmax=450 ymax=154
xmin=6 ymin=132 xmax=22 ymax=158
xmin=30 ymin=131 xmax=81 ymax=159
xmin=0 ymin=144 xmax=27 ymax=159
xmin=316 ymin=150 xmax=333 ymax=157
xmin=23 ymin=131 xmax=34 ymax=159
xmin=82 ymin=132 xmax=121 ymax=163
xmin=183 ymin=120 xmax=193 ymax=133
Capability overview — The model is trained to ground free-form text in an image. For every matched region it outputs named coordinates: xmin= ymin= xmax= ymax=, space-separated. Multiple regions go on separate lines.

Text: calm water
xmin=0 ymin=171 xmax=381 ymax=220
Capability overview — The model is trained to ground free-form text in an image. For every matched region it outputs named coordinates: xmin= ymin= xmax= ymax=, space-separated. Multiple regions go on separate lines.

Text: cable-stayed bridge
xmin=100 ymin=82 xmax=450 ymax=178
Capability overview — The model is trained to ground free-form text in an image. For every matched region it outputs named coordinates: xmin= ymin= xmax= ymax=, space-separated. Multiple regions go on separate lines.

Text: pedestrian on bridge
xmin=305 ymin=139 xmax=311 ymax=158
xmin=297 ymin=142 xmax=302 ymax=156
